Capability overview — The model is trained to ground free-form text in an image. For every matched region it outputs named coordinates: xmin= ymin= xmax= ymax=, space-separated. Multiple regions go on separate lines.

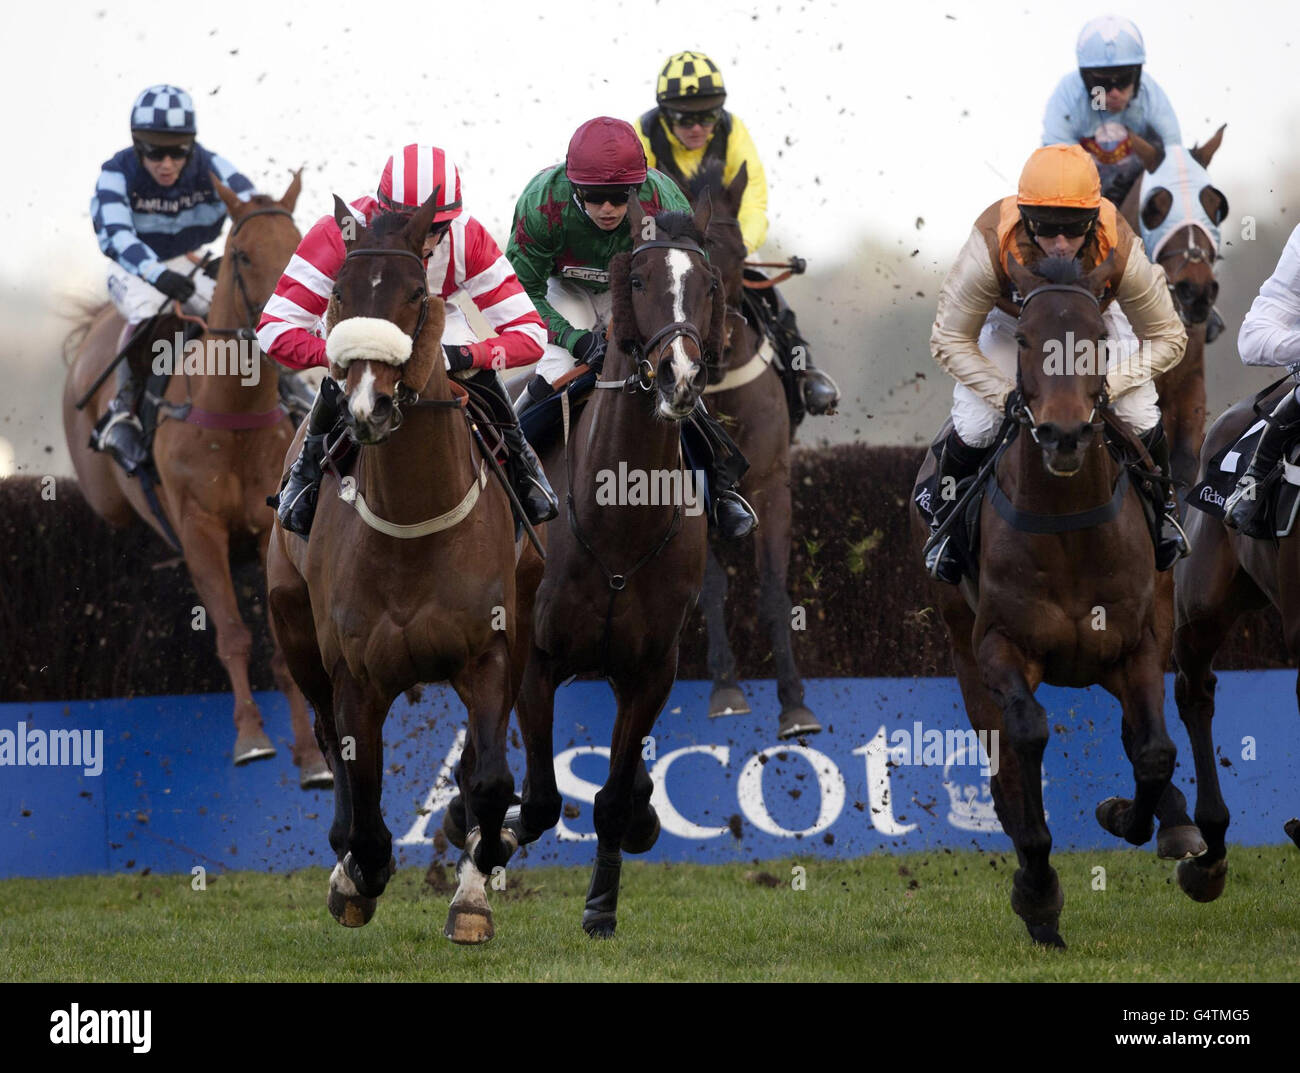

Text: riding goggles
xmin=664 ymin=106 xmax=722 ymax=128
xmin=134 ymin=140 xmax=193 ymax=161
xmin=1026 ymin=215 xmax=1097 ymax=240
xmin=577 ymin=186 xmax=632 ymax=207
xmin=1080 ymin=66 xmax=1140 ymax=93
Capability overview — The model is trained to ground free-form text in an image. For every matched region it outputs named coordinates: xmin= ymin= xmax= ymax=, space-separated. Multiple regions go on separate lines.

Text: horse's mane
xmin=367 ymin=211 xmax=412 ymax=240
xmin=686 ymin=158 xmax=727 ymax=203
xmin=1031 ymin=255 xmax=1084 ymax=286
xmin=651 ymin=210 xmax=704 ymax=246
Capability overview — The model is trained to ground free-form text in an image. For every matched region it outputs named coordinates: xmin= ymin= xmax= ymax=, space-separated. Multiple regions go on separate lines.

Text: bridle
xmin=1012 ymin=281 xmax=1110 ymax=441
xmin=210 ymin=206 xmax=297 ymax=339
xmin=1157 ymin=226 xmax=1218 ymax=326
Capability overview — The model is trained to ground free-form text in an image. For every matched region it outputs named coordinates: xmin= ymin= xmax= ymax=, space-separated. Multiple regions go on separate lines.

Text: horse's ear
xmin=1004 ymin=253 xmax=1039 ymax=299
xmin=1200 ymin=185 xmax=1229 ymax=226
xmin=693 ymin=186 xmax=714 ymax=239
xmin=333 ymin=195 xmax=362 ymax=247
xmin=1128 ymin=131 xmax=1164 ymax=174
xmin=279 ymin=168 xmax=303 ymax=212
xmin=402 ymin=186 xmax=443 ymax=251
xmin=725 ymin=161 xmax=748 ymax=218
xmin=625 ymin=191 xmax=651 ymax=243
xmin=1141 ymin=187 xmax=1173 ymax=231
xmin=211 ymin=172 xmax=243 ymax=217
xmin=608 ymin=252 xmax=640 ymax=353
xmin=1082 ymin=250 xmax=1116 ymax=297
xmin=1190 ymin=124 xmax=1226 ymax=169
xmin=705 ymin=264 xmax=727 ymax=364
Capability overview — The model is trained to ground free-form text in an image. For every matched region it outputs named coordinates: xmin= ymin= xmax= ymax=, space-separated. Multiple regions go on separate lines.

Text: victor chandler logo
xmin=50 ymin=1004 xmax=151 ymax=1053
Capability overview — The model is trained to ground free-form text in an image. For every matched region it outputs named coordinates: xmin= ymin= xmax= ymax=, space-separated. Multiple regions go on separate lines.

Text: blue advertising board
xmin=1 ymin=673 xmax=1296 ymax=878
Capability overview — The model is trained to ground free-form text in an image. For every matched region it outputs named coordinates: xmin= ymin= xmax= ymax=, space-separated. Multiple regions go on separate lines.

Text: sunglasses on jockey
xmin=663 ymin=106 xmax=723 ymax=128
xmin=1080 ymin=66 xmax=1140 ymax=93
xmin=577 ymin=186 xmax=632 ymax=207
xmin=134 ymin=139 xmax=193 ymax=162
xmin=1024 ymin=213 xmax=1097 ymax=240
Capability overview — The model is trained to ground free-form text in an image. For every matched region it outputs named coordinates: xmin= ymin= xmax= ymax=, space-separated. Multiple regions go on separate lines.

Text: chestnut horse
xmin=62 ymin=172 xmax=329 ymax=786
xmin=685 ymin=162 xmax=820 ymax=739
xmin=910 ymin=254 xmax=1201 ymax=948
xmin=1120 ymin=127 xmax=1228 ymax=490
xmin=1170 ymin=383 xmax=1300 ymax=905
xmin=266 ymin=193 xmax=544 ymax=944
xmin=500 ymin=196 xmax=714 ymax=938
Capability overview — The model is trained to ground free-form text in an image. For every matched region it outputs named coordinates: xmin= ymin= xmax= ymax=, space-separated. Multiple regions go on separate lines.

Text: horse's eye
xmin=630 ymin=276 xmax=644 ymax=291
xmin=410 ymin=286 xmax=426 ymax=302
xmin=1014 ymin=333 xmax=1028 ymax=348
xmin=330 ymin=288 xmax=341 ymax=301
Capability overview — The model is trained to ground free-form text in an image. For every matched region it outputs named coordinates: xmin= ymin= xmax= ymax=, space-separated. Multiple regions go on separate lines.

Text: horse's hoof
xmin=299 ymin=755 xmax=333 ymax=790
xmin=233 ymin=728 xmax=276 ymax=766
xmin=442 ymin=799 xmax=467 ymax=851
xmin=1157 ymin=824 xmax=1207 ymax=861
xmin=777 ymin=705 xmax=822 ymax=739
xmin=327 ymin=861 xmax=377 ymax=927
xmin=621 ymin=807 xmax=661 ymax=854
xmin=1176 ymin=857 xmax=1228 ymax=903
xmin=1285 ymin=817 xmax=1300 ymax=849
xmin=1095 ymin=796 xmax=1152 ymax=845
xmin=708 ymin=684 xmax=750 ymax=718
xmin=582 ymin=911 xmax=617 ymax=939
xmin=443 ymin=903 xmax=494 ymax=945
xmin=1025 ymin=922 xmax=1067 ymax=950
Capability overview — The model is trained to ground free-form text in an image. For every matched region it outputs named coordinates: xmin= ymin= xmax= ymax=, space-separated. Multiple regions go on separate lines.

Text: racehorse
xmin=685 ymin=161 xmax=820 ymax=739
xmin=1170 ymin=382 xmax=1300 ymax=903
xmin=1120 ymin=127 xmax=1228 ymax=490
xmin=62 ymin=172 xmax=330 ymax=786
xmin=500 ymin=195 xmax=715 ymax=937
xmin=910 ymin=253 xmax=1202 ymax=948
xmin=265 ymin=191 xmax=545 ymax=943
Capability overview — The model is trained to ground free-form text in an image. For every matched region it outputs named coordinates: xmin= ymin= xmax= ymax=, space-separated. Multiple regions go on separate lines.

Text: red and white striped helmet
xmin=377 ymin=144 xmax=463 ymax=222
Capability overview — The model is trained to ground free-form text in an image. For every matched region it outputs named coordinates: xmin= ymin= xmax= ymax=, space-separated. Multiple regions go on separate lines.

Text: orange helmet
xmin=1017 ymin=145 xmax=1102 ymax=210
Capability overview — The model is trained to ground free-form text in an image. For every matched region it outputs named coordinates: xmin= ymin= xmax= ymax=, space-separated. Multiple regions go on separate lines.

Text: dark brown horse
xmin=685 ymin=162 xmax=820 ymax=739
xmin=266 ymin=192 xmax=545 ymax=943
xmin=910 ymin=253 xmax=1200 ymax=948
xmin=1170 ymin=382 xmax=1300 ymax=903
xmin=1120 ymin=127 xmax=1228 ymax=490
xmin=503 ymin=196 xmax=715 ymax=937
xmin=63 ymin=173 xmax=330 ymax=785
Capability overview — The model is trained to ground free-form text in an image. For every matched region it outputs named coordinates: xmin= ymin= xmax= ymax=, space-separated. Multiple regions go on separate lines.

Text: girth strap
xmin=988 ymin=468 xmax=1130 ymax=534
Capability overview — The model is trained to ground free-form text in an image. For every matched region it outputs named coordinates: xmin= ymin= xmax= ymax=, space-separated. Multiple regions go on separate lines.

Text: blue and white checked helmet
xmin=129 ymin=84 xmax=196 ymax=135
xmin=1075 ymin=16 xmax=1146 ymax=68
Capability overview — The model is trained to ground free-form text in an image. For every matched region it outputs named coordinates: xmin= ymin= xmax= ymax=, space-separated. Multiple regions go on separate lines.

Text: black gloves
xmin=443 ymin=344 xmax=475 ymax=372
xmin=573 ymin=330 xmax=607 ymax=373
xmin=154 ymin=269 xmax=197 ymax=303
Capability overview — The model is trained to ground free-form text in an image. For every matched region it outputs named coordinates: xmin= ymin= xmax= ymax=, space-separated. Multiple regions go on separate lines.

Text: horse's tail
xmin=60 ymin=297 xmax=111 ymax=365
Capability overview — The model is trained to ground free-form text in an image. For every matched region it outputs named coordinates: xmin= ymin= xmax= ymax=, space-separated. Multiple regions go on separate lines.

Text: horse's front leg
xmin=979 ymin=630 xmax=1064 ymax=949
xmin=326 ymin=670 xmax=395 ymax=928
xmin=701 ymin=543 xmax=749 ymax=717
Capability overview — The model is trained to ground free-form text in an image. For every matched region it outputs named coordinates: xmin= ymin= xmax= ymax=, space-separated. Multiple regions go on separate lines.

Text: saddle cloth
xmin=1187 ymin=420 xmax=1300 ymax=537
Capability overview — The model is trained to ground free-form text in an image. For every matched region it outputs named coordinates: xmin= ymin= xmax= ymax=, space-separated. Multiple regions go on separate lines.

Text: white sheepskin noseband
xmin=325 ymin=317 xmax=412 ymax=369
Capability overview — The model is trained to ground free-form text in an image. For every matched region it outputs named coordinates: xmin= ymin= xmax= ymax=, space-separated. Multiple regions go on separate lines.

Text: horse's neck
xmin=573 ymin=360 xmax=683 ymax=499
xmin=357 ymin=384 xmax=476 ymax=517
xmin=1002 ymin=433 xmax=1118 ymax=514
xmin=184 ymin=258 xmax=281 ymax=412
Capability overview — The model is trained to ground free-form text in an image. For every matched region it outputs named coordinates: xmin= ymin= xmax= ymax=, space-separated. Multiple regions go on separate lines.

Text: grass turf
xmin=1 ymin=846 xmax=1295 ymax=982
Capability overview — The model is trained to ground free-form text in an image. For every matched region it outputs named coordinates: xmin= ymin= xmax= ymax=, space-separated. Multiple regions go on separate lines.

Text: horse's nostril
xmin=371 ymin=396 xmax=393 ymax=421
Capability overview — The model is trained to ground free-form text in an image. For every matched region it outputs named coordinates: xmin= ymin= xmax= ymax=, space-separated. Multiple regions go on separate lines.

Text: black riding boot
xmin=1225 ymin=386 xmax=1300 ymax=537
xmin=513 ymin=374 xmax=554 ymax=418
xmin=468 ymin=369 xmax=559 ymax=525
xmin=91 ymin=357 xmax=148 ymax=475
xmin=685 ymin=399 xmax=756 ymax=539
xmin=772 ymin=297 xmax=839 ymax=415
xmin=923 ymin=429 xmax=990 ymax=584
xmin=277 ymin=376 xmax=343 ymax=537
xmin=1140 ymin=423 xmax=1190 ymax=569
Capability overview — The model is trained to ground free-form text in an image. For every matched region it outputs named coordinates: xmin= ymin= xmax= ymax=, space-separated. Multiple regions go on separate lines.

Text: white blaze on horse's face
xmin=350 ymin=367 xmax=377 ymax=423
xmin=661 ymin=248 xmax=699 ymax=414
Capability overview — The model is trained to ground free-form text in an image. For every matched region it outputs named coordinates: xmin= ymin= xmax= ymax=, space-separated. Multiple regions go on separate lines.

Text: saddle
xmin=741 ymin=275 xmax=804 ymax=430
xmin=517 ymin=369 xmax=600 ymax=453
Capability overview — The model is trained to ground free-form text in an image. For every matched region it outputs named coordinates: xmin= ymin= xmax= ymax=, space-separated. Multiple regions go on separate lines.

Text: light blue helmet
xmin=1075 ymin=15 xmax=1146 ymax=68
xmin=129 ymin=84 xmax=196 ymax=136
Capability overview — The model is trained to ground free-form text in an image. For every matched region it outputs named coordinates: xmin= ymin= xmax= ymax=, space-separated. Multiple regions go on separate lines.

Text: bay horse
xmin=265 ymin=191 xmax=545 ymax=943
xmin=1120 ymin=127 xmax=1228 ymax=490
xmin=62 ymin=172 xmax=330 ymax=786
xmin=685 ymin=161 xmax=820 ymax=739
xmin=501 ymin=195 xmax=715 ymax=938
xmin=1170 ymin=382 xmax=1300 ymax=904
xmin=910 ymin=253 xmax=1201 ymax=948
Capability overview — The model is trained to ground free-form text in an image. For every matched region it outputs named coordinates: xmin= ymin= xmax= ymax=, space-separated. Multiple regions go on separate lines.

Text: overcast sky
xmin=3 ymin=0 xmax=1296 ymax=295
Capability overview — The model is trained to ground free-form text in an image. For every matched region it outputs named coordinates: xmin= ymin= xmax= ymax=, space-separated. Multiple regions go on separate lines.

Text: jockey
xmin=1042 ymin=16 xmax=1226 ymax=343
xmin=257 ymin=144 xmax=559 ymax=535
xmin=925 ymin=144 xmax=1189 ymax=583
xmin=1222 ymin=223 xmax=1300 ymax=535
xmin=506 ymin=116 xmax=757 ymax=539
xmin=634 ymin=50 xmax=840 ymax=424
xmin=89 ymin=84 xmax=256 ymax=473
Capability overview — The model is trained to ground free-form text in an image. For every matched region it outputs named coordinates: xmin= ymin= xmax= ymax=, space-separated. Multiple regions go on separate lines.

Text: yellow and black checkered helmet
xmin=656 ymin=51 xmax=726 ymax=105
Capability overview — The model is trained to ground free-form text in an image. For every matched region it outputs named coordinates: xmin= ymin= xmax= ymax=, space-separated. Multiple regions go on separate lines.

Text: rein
xmin=1158 ymin=227 xmax=1218 ymax=326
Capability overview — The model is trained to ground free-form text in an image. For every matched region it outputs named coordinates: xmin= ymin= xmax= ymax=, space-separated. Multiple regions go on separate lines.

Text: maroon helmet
xmin=565 ymin=117 xmax=648 ymax=186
